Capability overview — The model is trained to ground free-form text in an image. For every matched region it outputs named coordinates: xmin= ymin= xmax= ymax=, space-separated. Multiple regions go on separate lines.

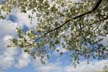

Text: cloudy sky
xmin=0 ymin=3 xmax=108 ymax=72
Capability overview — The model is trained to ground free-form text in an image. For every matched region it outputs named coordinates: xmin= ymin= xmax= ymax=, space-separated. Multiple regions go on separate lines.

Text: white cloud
xmin=37 ymin=63 xmax=62 ymax=72
xmin=0 ymin=19 xmax=17 ymax=66
xmin=0 ymin=11 xmax=32 ymax=71
xmin=65 ymin=60 xmax=108 ymax=72
xmin=15 ymin=51 xmax=31 ymax=68
xmin=9 ymin=9 xmax=38 ymax=29
xmin=0 ymin=22 xmax=18 ymax=71
xmin=33 ymin=58 xmax=108 ymax=72
xmin=0 ymin=48 xmax=17 ymax=67
xmin=33 ymin=58 xmax=63 ymax=72
xmin=0 ymin=20 xmax=17 ymax=36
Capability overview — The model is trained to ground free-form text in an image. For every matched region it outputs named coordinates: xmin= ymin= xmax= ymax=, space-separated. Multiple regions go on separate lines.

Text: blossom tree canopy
xmin=0 ymin=0 xmax=108 ymax=64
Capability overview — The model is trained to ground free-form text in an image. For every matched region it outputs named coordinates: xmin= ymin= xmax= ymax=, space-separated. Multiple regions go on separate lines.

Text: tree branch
xmin=44 ymin=0 xmax=102 ymax=35
xmin=36 ymin=0 xmax=102 ymax=41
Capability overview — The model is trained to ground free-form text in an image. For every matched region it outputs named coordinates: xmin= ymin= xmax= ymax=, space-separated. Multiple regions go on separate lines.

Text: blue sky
xmin=0 ymin=4 xmax=108 ymax=72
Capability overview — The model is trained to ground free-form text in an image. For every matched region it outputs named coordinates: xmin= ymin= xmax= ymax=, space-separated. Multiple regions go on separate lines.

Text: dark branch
xmin=36 ymin=0 xmax=102 ymax=41
xmin=44 ymin=0 xmax=102 ymax=35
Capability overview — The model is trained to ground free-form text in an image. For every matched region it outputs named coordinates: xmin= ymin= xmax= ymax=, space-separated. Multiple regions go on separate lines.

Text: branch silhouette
xmin=36 ymin=0 xmax=102 ymax=41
